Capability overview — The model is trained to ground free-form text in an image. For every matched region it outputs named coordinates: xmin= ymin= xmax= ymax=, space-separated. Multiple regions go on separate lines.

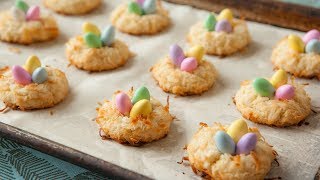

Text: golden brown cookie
xmin=66 ymin=36 xmax=133 ymax=72
xmin=110 ymin=1 xmax=170 ymax=35
xmin=43 ymin=0 xmax=101 ymax=15
xmin=187 ymin=19 xmax=250 ymax=56
xmin=0 ymin=66 xmax=68 ymax=110
xmin=187 ymin=122 xmax=276 ymax=179
xmin=0 ymin=10 xmax=58 ymax=44
xmin=271 ymin=37 xmax=320 ymax=79
xmin=234 ymin=80 xmax=311 ymax=127
xmin=96 ymin=88 xmax=173 ymax=146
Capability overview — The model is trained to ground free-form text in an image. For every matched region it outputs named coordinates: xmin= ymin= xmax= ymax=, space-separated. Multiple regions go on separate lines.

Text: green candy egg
xmin=204 ymin=14 xmax=216 ymax=31
xmin=253 ymin=78 xmax=275 ymax=97
xmin=132 ymin=86 xmax=150 ymax=104
xmin=83 ymin=32 xmax=102 ymax=48
xmin=15 ymin=0 xmax=29 ymax=13
xmin=128 ymin=2 xmax=143 ymax=16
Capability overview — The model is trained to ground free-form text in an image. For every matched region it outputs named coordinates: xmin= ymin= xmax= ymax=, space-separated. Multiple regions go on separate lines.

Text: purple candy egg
xmin=215 ymin=20 xmax=232 ymax=33
xmin=169 ymin=44 xmax=185 ymax=67
xmin=115 ymin=92 xmax=132 ymax=115
xmin=236 ymin=133 xmax=257 ymax=155
xmin=302 ymin=29 xmax=320 ymax=44
xmin=275 ymin=84 xmax=295 ymax=100
xmin=180 ymin=57 xmax=198 ymax=72
xmin=136 ymin=0 xmax=145 ymax=6
xmin=12 ymin=65 xmax=32 ymax=85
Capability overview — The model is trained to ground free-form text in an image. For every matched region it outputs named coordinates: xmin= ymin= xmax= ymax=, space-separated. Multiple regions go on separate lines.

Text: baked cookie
xmin=0 ymin=0 xmax=59 ymax=44
xmin=110 ymin=0 xmax=170 ymax=35
xmin=96 ymin=86 xmax=173 ymax=146
xmin=234 ymin=70 xmax=311 ymax=127
xmin=271 ymin=30 xmax=320 ymax=79
xmin=0 ymin=55 xmax=68 ymax=110
xmin=150 ymin=44 xmax=218 ymax=96
xmin=43 ymin=0 xmax=101 ymax=15
xmin=187 ymin=9 xmax=250 ymax=56
xmin=66 ymin=22 xmax=133 ymax=72
xmin=187 ymin=119 xmax=276 ymax=179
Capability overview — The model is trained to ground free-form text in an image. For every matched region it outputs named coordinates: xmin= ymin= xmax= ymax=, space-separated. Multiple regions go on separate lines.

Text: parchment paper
xmin=0 ymin=0 xmax=319 ymax=179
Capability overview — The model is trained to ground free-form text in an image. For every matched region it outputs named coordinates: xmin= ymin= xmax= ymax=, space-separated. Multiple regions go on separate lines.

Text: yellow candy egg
xmin=217 ymin=8 xmax=233 ymax=22
xmin=187 ymin=45 xmax=205 ymax=63
xmin=227 ymin=119 xmax=248 ymax=143
xmin=288 ymin=34 xmax=304 ymax=53
xmin=82 ymin=22 xmax=101 ymax=36
xmin=24 ymin=55 xmax=41 ymax=74
xmin=130 ymin=99 xmax=152 ymax=118
xmin=270 ymin=69 xmax=288 ymax=88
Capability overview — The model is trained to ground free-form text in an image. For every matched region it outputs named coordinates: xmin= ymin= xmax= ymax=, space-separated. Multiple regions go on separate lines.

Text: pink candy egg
xmin=12 ymin=65 xmax=32 ymax=85
xmin=215 ymin=20 xmax=232 ymax=33
xmin=169 ymin=44 xmax=185 ymax=67
xmin=115 ymin=92 xmax=132 ymax=115
xmin=26 ymin=6 xmax=40 ymax=21
xmin=180 ymin=57 xmax=198 ymax=72
xmin=275 ymin=84 xmax=295 ymax=100
xmin=136 ymin=0 xmax=145 ymax=6
xmin=303 ymin=29 xmax=320 ymax=44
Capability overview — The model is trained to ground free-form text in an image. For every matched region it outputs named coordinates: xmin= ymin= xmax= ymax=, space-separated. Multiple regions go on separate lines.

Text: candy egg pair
xmin=204 ymin=9 xmax=233 ymax=33
xmin=13 ymin=0 xmax=40 ymax=21
xmin=169 ymin=44 xmax=204 ymax=72
xmin=82 ymin=22 xmax=115 ymax=48
xmin=12 ymin=55 xmax=48 ymax=85
xmin=215 ymin=119 xmax=257 ymax=155
xmin=129 ymin=0 xmax=156 ymax=15
xmin=115 ymin=86 xmax=152 ymax=118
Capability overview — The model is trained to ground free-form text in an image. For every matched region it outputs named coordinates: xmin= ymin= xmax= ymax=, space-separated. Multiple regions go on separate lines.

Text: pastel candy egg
xmin=136 ymin=0 xmax=145 ymax=6
xmin=15 ymin=0 xmax=29 ymax=13
xmin=217 ymin=8 xmax=233 ymax=22
xmin=11 ymin=7 xmax=25 ymax=21
xmin=270 ymin=69 xmax=288 ymax=88
xmin=305 ymin=39 xmax=320 ymax=54
xmin=253 ymin=78 xmax=275 ymax=97
xmin=83 ymin=32 xmax=102 ymax=48
xmin=288 ymin=34 xmax=304 ymax=53
xmin=101 ymin=25 xmax=115 ymax=46
xmin=26 ymin=6 xmax=40 ymax=21
xmin=302 ymin=29 xmax=320 ymax=44
xmin=214 ymin=131 xmax=235 ymax=154
xmin=24 ymin=55 xmax=41 ymax=74
xmin=128 ymin=2 xmax=143 ymax=15
xmin=187 ymin=45 xmax=204 ymax=63
xmin=131 ymin=86 xmax=150 ymax=104
xmin=180 ymin=57 xmax=198 ymax=72
xmin=204 ymin=14 xmax=216 ymax=31
xmin=82 ymin=22 xmax=101 ymax=36
xmin=143 ymin=0 xmax=156 ymax=14
xmin=12 ymin=65 xmax=32 ymax=85
xmin=236 ymin=133 xmax=257 ymax=155
xmin=275 ymin=84 xmax=295 ymax=100
xmin=169 ymin=44 xmax=185 ymax=66
xmin=115 ymin=92 xmax=132 ymax=115
xmin=32 ymin=67 xmax=47 ymax=84
xmin=130 ymin=99 xmax=152 ymax=118
xmin=227 ymin=119 xmax=248 ymax=143
xmin=215 ymin=20 xmax=232 ymax=33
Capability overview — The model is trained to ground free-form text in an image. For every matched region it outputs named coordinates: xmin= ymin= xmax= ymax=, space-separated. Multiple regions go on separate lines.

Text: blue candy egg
xmin=101 ymin=25 xmax=115 ymax=46
xmin=214 ymin=131 xmax=235 ymax=154
xmin=143 ymin=0 xmax=156 ymax=14
xmin=32 ymin=67 xmax=47 ymax=84
xmin=305 ymin=39 xmax=320 ymax=54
